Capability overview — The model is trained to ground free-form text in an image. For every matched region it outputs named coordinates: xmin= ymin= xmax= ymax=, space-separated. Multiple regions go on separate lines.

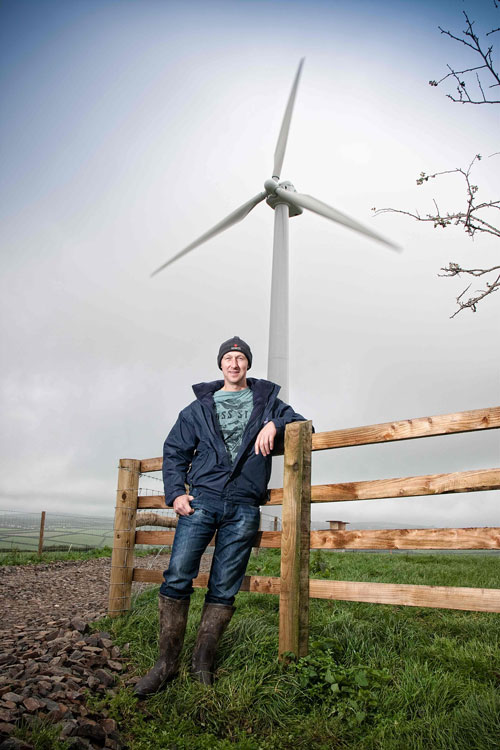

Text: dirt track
xmin=1 ymin=552 xmax=212 ymax=628
xmin=0 ymin=554 xmax=213 ymax=747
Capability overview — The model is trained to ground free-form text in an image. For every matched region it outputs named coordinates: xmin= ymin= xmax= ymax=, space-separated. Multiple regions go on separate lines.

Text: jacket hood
xmin=192 ymin=378 xmax=280 ymax=403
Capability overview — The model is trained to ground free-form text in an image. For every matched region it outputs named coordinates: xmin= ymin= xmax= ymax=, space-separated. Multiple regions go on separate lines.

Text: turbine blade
xmin=275 ymin=188 xmax=401 ymax=251
xmin=273 ymin=58 xmax=305 ymax=180
xmin=151 ymin=191 xmax=267 ymax=277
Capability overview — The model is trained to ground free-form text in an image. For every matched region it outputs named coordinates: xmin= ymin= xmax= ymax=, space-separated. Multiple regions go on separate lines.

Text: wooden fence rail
xmin=130 ymin=569 xmax=500 ymax=614
xmin=137 ymin=406 xmax=500 ymax=472
xmin=135 ymin=526 xmax=500 ymax=550
xmin=136 ymin=468 xmax=500 ymax=509
xmin=108 ymin=405 xmax=500 ymax=657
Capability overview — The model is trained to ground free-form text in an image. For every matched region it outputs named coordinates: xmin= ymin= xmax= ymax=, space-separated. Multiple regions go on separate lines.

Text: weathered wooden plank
xmin=138 ymin=496 xmax=166 ymax=509
xmin=255 ymin=531 xmax=281 ymax=548
xmin=136 ymin=530 xmax=176 ymax=545
xmin=267 ymin=468 xmax=500 ymax=506
xmin=252 ymin=514 xmax=263 ymax=557
xmin=133 ymin=570 xmax=207 ymax=585
xmin=140 ymin=457 xmax=163 ymax=472
xmin=140 ymin=408 xmax=500 ymax=471
xmin=108 ymin=459 xmax=140 ymax=618
xmin=138 ymin=407 xmax=500 ymax=473
xmin=135 ymin=527 xmax=500 ymax=550
xmin=311 ymin=406 xmax=500 ymax=452
xmin=279 ymin=421 xmax=312 ymax=659
xmin=135 ymin=529 xmax=275 ymax=546
xmin=298 ymin=427 xmax=312 ymax=657
xmin=309 ymin=527 xmax=500 ymax=550
xmin=132 ymin=568 xmax=281 ymax=595
xmin=133 ymin=567 xmax=164 ymax=583
xmin=131 ymin=568 xmax=500 ymax=612
xmin=308 ymin=579 xmax=500 ymax=613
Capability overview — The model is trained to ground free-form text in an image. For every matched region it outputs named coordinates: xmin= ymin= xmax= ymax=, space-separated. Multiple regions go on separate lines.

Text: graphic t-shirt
xmin=213 ymin=388 xmax=254 ymax=464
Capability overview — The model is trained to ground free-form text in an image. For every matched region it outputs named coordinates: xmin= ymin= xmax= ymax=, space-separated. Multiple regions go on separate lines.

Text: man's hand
xmin=173 ymin=494 xmax=194 ymax=516
xmin=254 ymin=421 xmax=277 ymax=457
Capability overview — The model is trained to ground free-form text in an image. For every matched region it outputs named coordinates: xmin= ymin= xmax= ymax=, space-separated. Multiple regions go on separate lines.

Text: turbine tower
xmin=152 ymin=59 xmax=398 ymax=401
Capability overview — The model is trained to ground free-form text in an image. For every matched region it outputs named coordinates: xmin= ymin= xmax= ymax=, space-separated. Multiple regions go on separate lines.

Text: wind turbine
xmin=152 ymin=59 xmax=399 ymax=401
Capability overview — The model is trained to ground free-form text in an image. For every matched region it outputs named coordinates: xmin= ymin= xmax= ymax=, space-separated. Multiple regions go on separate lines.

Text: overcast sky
xmin=1 ymin=0 xmax=498 ymax=530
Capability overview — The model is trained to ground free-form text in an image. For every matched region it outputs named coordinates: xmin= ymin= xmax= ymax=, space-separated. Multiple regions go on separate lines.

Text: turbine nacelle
xmin=265 ymin=179 xmax=303 ymax=216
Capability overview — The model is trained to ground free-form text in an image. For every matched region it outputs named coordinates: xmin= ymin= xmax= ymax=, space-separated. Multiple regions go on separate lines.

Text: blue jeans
xmin=160 ymin=492 xmax=260 ymax=606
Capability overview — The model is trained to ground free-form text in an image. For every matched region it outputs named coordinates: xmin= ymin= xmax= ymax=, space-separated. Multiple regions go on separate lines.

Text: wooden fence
xmin=108 ymin=406 xmax=500 ymax=658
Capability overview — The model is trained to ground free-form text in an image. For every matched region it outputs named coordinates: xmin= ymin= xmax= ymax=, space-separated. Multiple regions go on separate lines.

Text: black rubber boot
xmin=134 ymin=594 xmax=190 ymax=697
xmin=191 ymin=603 xmax=235 ymax=685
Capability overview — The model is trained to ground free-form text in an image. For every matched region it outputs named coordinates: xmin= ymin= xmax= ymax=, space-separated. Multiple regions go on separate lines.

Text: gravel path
xmin=0 ymin=554 xmax=212 ymax=749
xmin=2 ymin=554 xmax=165 ymax=628
xmin=1 ymin=553 xmax=212 ymax=628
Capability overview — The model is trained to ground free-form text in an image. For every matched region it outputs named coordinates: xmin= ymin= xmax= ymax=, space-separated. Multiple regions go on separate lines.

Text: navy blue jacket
xmin=163 ymin=378 xmax=308 ymax=506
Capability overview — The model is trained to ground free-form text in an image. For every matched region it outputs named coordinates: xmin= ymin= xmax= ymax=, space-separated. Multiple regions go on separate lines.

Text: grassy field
xmin=0 ymin=525 xmax=114 ymax=553
xmin=95 ymin=552 xmax=500 ymax=749
xmin=10 ymin=549 xmax=500 ymax=749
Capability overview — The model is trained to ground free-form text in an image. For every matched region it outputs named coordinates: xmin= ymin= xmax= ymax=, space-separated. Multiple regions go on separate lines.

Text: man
xmin=134 ymin=336 xmax=308 ymax=696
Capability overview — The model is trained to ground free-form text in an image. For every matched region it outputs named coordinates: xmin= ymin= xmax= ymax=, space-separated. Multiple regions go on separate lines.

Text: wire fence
xmin=1 ymin=508 xmax=494 ymax=557
xmin=0 ymin=509 xmax=116 ymax=552
xmin=0 ymin=506 xmax=283 ymax=553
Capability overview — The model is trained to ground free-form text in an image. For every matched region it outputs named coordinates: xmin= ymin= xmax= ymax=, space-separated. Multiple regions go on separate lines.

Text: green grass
xmin=0 ymin=546 xmax=113 ymax=566
xmin=12 ymin=717 xmax=70 ymax=750
xmin=85 ymin=550 xmax=500 ymax=750
xmin=251 ymin=548 xmax=500 ymax=588
xmin=0 ymin=545 xmax=168 ymax=566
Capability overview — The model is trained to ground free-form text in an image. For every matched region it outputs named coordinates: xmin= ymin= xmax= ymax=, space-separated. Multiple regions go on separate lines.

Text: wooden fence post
xmin=108 ymin=458 xmax=140 ymax=618
xmin=252 ymin=515 xmax=263 ymax=557
xmin=38 ymin=511 xmax=46 ymax=557
xmin=279 ymin=420 xmax=312 ymax=659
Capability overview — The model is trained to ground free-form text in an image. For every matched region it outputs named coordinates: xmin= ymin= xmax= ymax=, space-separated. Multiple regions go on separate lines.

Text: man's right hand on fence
xmin=173 ymin=494 xmax=194 ymax=516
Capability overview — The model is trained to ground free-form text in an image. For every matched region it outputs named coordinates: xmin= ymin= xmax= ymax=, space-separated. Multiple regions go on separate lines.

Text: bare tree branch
xmin=373 ymin=153 xmax=499 ymax=316
xmin=428 ymin=12 xmax=500 ymax=103
xmin=377 ymin=8 xmax=499 ymax=317
xmin=439 ymin=265 xmax=500 ymax=317
xmin=373 ymin=154 xmax=499 ymax=238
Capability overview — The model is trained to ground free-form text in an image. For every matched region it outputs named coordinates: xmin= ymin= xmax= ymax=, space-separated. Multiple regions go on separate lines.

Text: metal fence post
xmin=279 ymin=420 xmax=312 ymax=659
xmin=108 ymin=458 xmax=140 ymax=617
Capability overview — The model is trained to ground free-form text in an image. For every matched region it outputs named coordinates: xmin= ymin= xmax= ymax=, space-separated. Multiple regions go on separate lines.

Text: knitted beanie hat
xmin=217 ymin=336 xmax=252 ymax=369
